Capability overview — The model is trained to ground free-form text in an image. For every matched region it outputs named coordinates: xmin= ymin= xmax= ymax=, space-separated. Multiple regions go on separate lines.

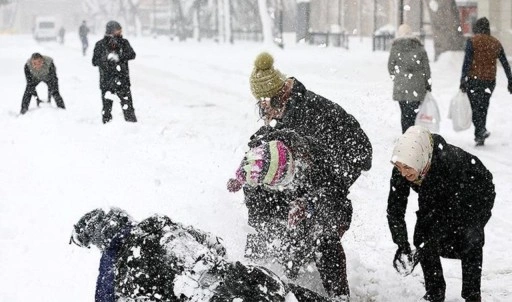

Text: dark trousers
xmin=418 ymin=231 xmax=484 ymax=301
xmin=399 ymin=100 xmax=421 ymax=133
xmin=467 ymin=79 xmax=495 ymax=140
xmin=81 ymin=37 xmax=88 ymax=56
xmin=101 ymin=88 xmax=137 ymax=123
xmin=245 ymin=222 xmax=350 ymax=298
xmin=316 ymin=234 xmax=349 ymax=297
xmin=21 ymin=80 xmax=65 ymax=111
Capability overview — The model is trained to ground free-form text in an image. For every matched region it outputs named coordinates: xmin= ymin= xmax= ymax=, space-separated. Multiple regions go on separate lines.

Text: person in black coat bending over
xmin=92 ymin=21 xmax=137 ymax=124
xmin=387 ymin=126 xmax=495 ymax=302
xmin=232 ymin=52 xmax=372 ymax=300
xmin=227 ymin=133 xmax=353 ymax=301
xmin=20 ymin=52 xmax=66 ymax=114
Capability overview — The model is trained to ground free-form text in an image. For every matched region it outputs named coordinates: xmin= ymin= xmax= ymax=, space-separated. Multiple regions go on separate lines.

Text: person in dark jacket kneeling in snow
xmin=387 ymin=126 xmax=495 ymax=302
xmin=70 ymin=207 xmax=335 ymax=302
xmin=92 ymin=21 xmax=137 ymax=124
xmin=227 ymin=130 xmax=353 ymax=301
xmin=20 ymin=52 xmax=66 ymax=114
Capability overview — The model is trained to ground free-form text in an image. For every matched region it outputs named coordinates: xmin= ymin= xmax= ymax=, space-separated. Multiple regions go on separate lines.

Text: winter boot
xmin=53 ymin=94 xmax=66 ymax=109
xmin=475 ymin=131 xmax=490 ymax=146
xmin=465 ymin=294 xmax=481 ymax=302
xmin=332 ymin=295 xmax=350 ymax=302
xmin=419 ymin=292 xmax=445 ymax=302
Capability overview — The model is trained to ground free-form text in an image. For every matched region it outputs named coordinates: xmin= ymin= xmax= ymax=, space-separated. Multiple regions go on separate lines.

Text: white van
xmin=33 ymin=16 xmax=58 ymax=41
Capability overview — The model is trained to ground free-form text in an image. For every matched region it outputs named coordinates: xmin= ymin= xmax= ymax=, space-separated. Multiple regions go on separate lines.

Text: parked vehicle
xmin=33 ymin=16 xmax=58 ymax=41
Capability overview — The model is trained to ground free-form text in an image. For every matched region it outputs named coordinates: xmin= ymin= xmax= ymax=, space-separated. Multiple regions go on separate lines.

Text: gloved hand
xmin=248 ymin=125 xmax=274 ymax=148
xmin=287 ymin=199 xmax=309 ymax=229
xmin=226 ymin=178 xmax=243 ymax=192
xmin=460 ymin=79 xmax=468 ymax=93
xmin=393 ymin=245 xmax=419 ymax=276
xmin=261 ymin=129 xmax=310 ymax=159
xmin=206 ymin=235 xmax=226 ymax=257
xmin=107 ymin=52 xmax=119 ymax=62
xmin=508 ymin=82 xmax=512 ymax=94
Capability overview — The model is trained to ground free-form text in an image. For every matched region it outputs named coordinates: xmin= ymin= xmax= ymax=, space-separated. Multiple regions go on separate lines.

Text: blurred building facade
xmin=476 ymin=0 xmax=512 ymax=52
xmin=0 ymin=0 xmax=83 ymax=34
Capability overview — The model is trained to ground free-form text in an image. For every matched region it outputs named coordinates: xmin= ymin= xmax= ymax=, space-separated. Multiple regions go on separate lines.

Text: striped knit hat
xmin=236 ymin=140 xmax=295 ymax=188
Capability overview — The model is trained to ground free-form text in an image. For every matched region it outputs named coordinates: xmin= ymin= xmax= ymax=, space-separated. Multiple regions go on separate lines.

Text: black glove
xmin=393 ymin=245 xmax=420 ymax=276
xmin=248 ymin=125 xmax=274 ymax=148
xmin=107 ymin=36 xmax=120 ymax=51
xmin=393 ymin=245 xmax=412 ymax=272
xmin=460 ymin=79 xmax=468 ymax=93
xmin=260 ymin=129 xmax=311 ymax=159
xmin=508 ymin=82 xmax=512 ymax=94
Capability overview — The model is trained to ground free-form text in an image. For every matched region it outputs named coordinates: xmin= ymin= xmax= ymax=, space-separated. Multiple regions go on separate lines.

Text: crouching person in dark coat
xmin=227 ymin=130 xmax=353 ymax=301
xmin=20 ymin=53 xmax=65 ymax=114
xmin=92 ymin=21 xmax=137 ymax=124
xmin=70 ymin=207 xmax=334 ymax=302
xmin=387 ymin=126 xmax=495 ymax=302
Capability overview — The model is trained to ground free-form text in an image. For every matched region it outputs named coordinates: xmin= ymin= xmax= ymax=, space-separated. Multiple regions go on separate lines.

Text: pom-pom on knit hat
xmin=236 ymin=140 xmax=295 ymax=189
xmin=250 ymin=52 xmax=286 ymax=99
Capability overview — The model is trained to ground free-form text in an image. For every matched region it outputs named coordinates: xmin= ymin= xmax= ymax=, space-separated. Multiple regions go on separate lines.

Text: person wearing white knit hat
xmin=387 ymin=126 xmax=495 ymax=302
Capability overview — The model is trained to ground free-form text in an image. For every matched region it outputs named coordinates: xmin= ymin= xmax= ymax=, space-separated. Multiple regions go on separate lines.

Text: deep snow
xmin=0 ymin=33 xmax=511 ymax=301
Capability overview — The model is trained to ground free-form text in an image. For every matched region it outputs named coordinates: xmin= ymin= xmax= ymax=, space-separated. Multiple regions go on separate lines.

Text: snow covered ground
xmin=0 ymin=33 xmax=511 ymax=301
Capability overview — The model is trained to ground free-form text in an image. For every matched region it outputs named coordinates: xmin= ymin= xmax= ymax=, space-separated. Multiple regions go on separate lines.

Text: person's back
xmin=388 ymin=35 xmax=430 ymax=102
xmin=79 ymin=23 xmax=89 ymax=38
xmin=469 ymin=34 xmax=502 ymax=81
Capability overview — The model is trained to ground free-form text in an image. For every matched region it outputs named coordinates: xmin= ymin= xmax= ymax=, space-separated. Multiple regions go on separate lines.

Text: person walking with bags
xmin=387 ymin=126 xmax=495 ymax=302
xmin=460 ymin=17 xmax=512 ymax=146
xmin=388 ymin=24 xmax=432 ymax=133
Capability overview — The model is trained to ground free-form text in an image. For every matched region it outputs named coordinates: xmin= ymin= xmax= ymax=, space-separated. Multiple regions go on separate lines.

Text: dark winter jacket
xmin=79 ymin=24 xmax=89 ymax=39
xmin=115 ymin=215 xmax=225 ymax=301
xmin=274 ymin=77 xmax=372 ymax=188
xmin=25 ymin=56 xmax=58 ymax=88
xmin=92 ymin=35 xmax=136 ymax=92
xmin=460 ymin=34 xmax=512 ymax=83
xmin=74 ymin=209 xmax=331 ymax=302
xmin=245 ymin=129 xmax=352 ymax=231
xmin=387 ymin=134 xmax=495 ymax=258
xmin=388 ymin=37 xmax=431 ymax=102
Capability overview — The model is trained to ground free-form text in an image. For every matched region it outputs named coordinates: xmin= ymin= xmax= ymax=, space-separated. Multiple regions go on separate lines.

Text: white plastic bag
xmin=448 ymin=91 xmax=472 ymax=132
xmin=415 ymin=92 xmax=440 ymax=133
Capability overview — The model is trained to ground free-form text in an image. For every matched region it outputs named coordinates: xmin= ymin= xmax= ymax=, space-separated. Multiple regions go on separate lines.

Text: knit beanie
xmin=391 ymin=126 xmax=433 ymax=173
xmin=250 ymin=52 xmax=286 ymax=99
xmin=397 ymin=24 xmax=413 ymax=38
xmin=473 ymin=17 xmax=490 ymax=35
xmin=236 ymin=140 xmax=295 ymax=188
xmin=105 ymin=20 xmax=122 ymax=35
